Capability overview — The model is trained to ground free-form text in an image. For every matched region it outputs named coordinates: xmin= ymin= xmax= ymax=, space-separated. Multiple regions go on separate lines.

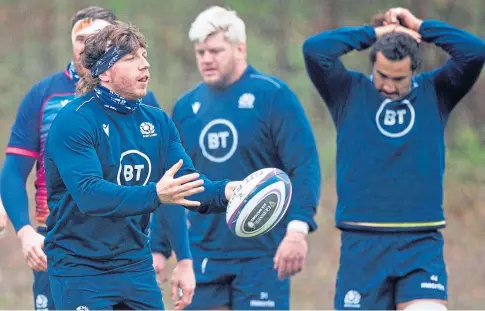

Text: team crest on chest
xmin=140 ymin=122 xmax=157 ymax=138
xmin=238 ymin=93 xmax=255 ymax=109
xmin=375 ymin=99 xmax=415 ymax=138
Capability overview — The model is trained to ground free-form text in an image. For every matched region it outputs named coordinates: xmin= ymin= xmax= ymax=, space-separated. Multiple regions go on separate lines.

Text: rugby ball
xmin=226 ymin=168 xmax=292 ymax=238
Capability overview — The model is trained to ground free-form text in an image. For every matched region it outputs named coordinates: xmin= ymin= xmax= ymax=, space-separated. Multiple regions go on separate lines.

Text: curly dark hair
xmin=370 ymin=32 xmax=422 ymax=71
xmin=76 ymin=22 xmax=147 ymax=95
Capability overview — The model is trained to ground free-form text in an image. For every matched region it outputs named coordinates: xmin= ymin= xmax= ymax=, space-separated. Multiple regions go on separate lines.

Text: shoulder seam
xmin=175 ymin=82 xmax=204 ymax=107
xmin=140 ymin=103 xmax=164 ymax=112
xmin=184 ymin=82 xmax=204 ymax=95
xmin=249 ymin=74 xmax=281 ymax=89
xmin=75 ymin=96 xmax=95 ymax=112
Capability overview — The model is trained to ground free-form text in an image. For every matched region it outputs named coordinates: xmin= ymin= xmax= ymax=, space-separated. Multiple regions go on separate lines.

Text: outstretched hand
xmin=156 ymin=160 xmax=204 ymax=207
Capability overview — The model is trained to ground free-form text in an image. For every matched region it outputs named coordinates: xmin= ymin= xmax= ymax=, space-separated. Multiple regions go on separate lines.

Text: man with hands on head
xmin=303 ymin=7 xmax=485 ymax=311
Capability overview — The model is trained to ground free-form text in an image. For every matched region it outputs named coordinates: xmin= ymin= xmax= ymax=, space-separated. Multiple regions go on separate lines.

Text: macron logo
xmin=103 ymin=124 xmax=109 ymax=136
xmin=192 ymin=102 xmax=201 ymax=114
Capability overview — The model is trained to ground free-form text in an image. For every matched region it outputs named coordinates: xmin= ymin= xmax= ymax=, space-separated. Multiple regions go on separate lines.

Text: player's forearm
xmin=303 ymin=26 xmax=374 ymax=108
xmin=150 ymin=208 xmax=174 ymax=258
xmin=185 ymin=177 xmax=230 ymax=214
xmin=165 ymin=129 xmax=230 ymax=214
xmin=286 ymin=160 xmax=321 ymax=233
xmin=71 ymin=177 xmax=160 ymax=217
xmin=303 ymin=25 xmax=376 ymax=64
xmin=153 ymin=204 xmax=192 ymax=260
xmin=272 ymin=96 xmax=322 ymax=232
xmin=0 ymin=155 xmax=34 ymax=232
xmin=420 ymin=20 xmax=485 ymax=66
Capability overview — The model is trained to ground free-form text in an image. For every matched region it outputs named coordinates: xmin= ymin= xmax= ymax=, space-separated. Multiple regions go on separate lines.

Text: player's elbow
xmin=302 ymin=32 xmax=333 ymax=58
xmin=75 ymin=198 xmax=108 ymax=217
xmin=74 ymin=178 xmax=114 ymax=216
xmin=302 ymin=35 xmax=320 ymax=59
xmin=302 ymin=36 xmax=339 ymax=73
xmin=475 ymin=40 xmax=485 ymax=62
xmin=467 ymin=37 xmax=485 ymax=63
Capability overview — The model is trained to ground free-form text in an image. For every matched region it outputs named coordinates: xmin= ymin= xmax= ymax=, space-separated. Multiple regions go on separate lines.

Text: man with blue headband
xmin=43 ymin=21 xmax=240 ymax=310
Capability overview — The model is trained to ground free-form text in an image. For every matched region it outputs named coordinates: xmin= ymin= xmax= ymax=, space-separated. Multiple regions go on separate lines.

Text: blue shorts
xmin=334 ymin=230 xmax=447 ymax=310
xmin=33 ymin=227 xmax=55 ymax=310
xmin=186 ymin=256 xmax=290 ymax=310
xmin=49 ymin=269 xmax=164 ymax=310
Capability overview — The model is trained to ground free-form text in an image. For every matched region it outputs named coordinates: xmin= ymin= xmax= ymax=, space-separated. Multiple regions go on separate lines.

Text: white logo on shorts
xmin=250 ymin=291 xmax=275 ymax=308
xmin=35 ymin=294 xmax=48 ymax=309
xmin=344 ymin=290 xmax=361 ymax=308
xmin=199 ymin=119 xmax=238 ymax=163
xmin=260 ymin=292 xmax=269 ymax=300
xmin=420 ymin=274 xmax=445 ymax=292
xmin=75 ymin=306 xmax=89 ymax=311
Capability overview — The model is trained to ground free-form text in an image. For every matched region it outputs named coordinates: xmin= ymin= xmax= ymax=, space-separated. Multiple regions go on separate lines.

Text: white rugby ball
xmin=226 ymin=168 xmax=292 ymax=238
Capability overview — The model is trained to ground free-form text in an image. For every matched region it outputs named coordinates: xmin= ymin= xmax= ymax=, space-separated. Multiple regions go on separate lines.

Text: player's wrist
xmin=224 ymin=181 xmax=240 ymax=201
xmin=177 ymin=259 xmax=193 ymax=268
xmin=414 ymin=19 xmax=423 ymax=32
xmin=17 ymin=224 xmax=34 ymax=239
xmin=287 ymin=220 xmax=309 ymax=236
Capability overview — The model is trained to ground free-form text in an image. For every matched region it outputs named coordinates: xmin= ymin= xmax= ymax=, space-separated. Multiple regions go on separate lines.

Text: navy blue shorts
xmin=33 ymin=227 xmax=55 ymax=310
xmin=49 ymin=269 xmax=164 ymax=310
xmin=334 ymin=230 xmax=447 ymax=310
xmin=186 ymin=256 xmax=290 ymax=310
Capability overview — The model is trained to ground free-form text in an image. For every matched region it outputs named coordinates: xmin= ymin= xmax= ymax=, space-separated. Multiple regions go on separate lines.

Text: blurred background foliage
xmin=0 ymin=0 xmax=484 ymax=309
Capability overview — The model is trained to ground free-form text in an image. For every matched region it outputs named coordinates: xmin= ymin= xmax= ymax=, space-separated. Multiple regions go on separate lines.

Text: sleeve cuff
xmin=287 ymin=220 xmax=309 ymax=235
xmin=363 ymin=25 xmax=377 ymax=45
xmin=150 ymin=242 xmax=172 ymax=259
xmin=175 ymin=249 xmax=193 ymax=261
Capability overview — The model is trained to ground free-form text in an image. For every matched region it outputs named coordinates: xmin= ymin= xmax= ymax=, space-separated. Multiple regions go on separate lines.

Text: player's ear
xmin=98 ymin=70 xmax=111 ymax=83
xmin=236 ymin=42 xmax=246 ymax=59
xmin=237 ymin=42 xmax=246 ymax=53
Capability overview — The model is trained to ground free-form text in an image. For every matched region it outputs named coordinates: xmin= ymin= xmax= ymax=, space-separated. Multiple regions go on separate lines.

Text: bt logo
xmin=117 ymin=150 xmax=152 ymax=186
xmin=199 ymin=119 xmax=238 ymax=163
xmin=207 ymin=131 xmax=230 ymax=149
xmin=375 ymin=99 xmax=415 ymax=138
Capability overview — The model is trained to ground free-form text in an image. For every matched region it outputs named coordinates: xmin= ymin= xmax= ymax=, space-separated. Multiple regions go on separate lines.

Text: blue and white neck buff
xmin=66 ymin=61 xmax=80 ymax=83
xmin=94 ymin=85 xmax=142 ymax=114
xmin=91 ymin=45 xmax=141 ymax=114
